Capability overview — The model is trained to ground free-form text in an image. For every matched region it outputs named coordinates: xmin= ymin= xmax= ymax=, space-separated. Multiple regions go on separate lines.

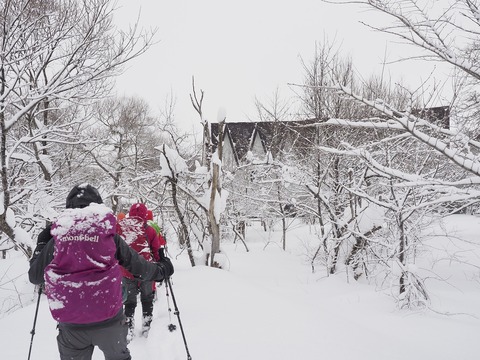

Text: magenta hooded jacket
xmin=44 ymin=204 xmax=123 ymax=324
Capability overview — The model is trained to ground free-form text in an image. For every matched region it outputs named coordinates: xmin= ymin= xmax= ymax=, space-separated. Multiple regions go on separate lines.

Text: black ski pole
xmin=28 ymin=284 xmax=43 ymax=360
xmin=166 ymin=278 xmax=192 ymax=360
xmin=165 ymin=280 xmax=176 ymax=332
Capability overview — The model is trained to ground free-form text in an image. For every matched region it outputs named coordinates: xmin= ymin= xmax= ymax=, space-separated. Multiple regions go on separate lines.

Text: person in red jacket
xmin=117 ymin=203 xmax=166 ymax=341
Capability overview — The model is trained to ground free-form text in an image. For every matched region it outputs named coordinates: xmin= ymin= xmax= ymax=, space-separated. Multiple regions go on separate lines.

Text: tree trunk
xmin=398 ymin=215 xmax=406 ymax=295
xmin=208 ymin=120 xmax=224 ymax=267
xmin=170 ymin=179 xmax=196 ymax=267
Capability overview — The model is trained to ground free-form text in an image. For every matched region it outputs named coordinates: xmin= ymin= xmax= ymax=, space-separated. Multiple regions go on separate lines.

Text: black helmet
xmin=65 ymin=184 xmax=103 ymax=209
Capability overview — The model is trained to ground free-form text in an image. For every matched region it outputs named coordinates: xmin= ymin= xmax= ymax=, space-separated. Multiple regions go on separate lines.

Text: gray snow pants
xmin=122 ymin=277 xmax=155 ymax=318
xmin=56 ymin=310 xmax=131 ymax=360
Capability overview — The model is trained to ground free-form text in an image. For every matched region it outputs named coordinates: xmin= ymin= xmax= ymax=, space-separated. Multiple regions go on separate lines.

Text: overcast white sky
xmin=113 ymin=0 xmax=451 ymax=133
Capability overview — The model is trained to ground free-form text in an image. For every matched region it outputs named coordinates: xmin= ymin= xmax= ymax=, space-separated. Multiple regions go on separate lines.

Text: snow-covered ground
xmin=1 ymin=215 xmax=480 ymax=360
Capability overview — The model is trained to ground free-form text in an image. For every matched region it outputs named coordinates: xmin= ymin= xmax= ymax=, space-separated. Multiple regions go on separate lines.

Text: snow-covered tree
xmin=304 ymin=0 xmax=480 ymax=306
xmin=87 ymin=96 xmax=164 ymax=213
xmin=323 ymin=0 xmax=480 ymax=178
xmin=0 ymin=0 xmax=155 ymax=257
xmin=189 ymin=81 xmax=228 ymax=267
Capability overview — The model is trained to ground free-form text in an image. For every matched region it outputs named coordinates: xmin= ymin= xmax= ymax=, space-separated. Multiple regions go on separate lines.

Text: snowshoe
xmin=126 ymin=317 xmax=135 ymax=343
xmin=141 ymin=315 xmax=152 ymax=338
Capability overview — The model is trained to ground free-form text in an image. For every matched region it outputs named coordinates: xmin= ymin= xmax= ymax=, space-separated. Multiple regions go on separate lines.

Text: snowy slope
xmin=1 ymin=215 xmax=480 ymax=360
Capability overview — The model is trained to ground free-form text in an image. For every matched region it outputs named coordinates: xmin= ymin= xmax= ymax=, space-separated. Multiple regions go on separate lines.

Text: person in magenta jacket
xmin=117 ymin=203 xmax=166 ymax=341
xmin=29 ymin=184 xmax=174 ymax=360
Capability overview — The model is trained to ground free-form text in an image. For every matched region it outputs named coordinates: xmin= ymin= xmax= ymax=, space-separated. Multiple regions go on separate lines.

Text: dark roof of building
xmin=211 ymin=119 xmax=319 ymax=163
xmin=211 ymin=106 xmax=450 ymax=165
xmin=412 ymin=105 xmax=450 ymax=128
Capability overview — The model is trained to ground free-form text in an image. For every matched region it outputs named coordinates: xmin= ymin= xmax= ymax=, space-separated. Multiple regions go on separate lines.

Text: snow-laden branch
xmin=328 ymin=83 xmax=480 ymax=177
xmin=325 ymin=0 xmax=480 ymax=81
xmin=6 ymin=127 xmax=92 ymax=168
xmin=3 ymin=0 xmax=155 ymax=131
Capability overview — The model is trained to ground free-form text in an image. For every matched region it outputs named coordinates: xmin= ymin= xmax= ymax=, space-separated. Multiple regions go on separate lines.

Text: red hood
xmin=129 ymin=203 xmax=148 ymax=220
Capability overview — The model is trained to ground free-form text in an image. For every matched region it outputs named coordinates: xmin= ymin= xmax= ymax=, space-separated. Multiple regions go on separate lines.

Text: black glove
xmin=37 ymin=225 xmax=53 ymax=245
xmin=30 ymin=225 xmax=53 ymax=265
xmin=158 ymin=247 xmax=165 ymax=260
xmin=156 ymin=257 xmax=174 ymax=281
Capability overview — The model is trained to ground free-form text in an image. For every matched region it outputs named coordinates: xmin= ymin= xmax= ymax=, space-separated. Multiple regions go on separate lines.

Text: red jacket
xmin=117 ymin=203 xmax=165 ymax=279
